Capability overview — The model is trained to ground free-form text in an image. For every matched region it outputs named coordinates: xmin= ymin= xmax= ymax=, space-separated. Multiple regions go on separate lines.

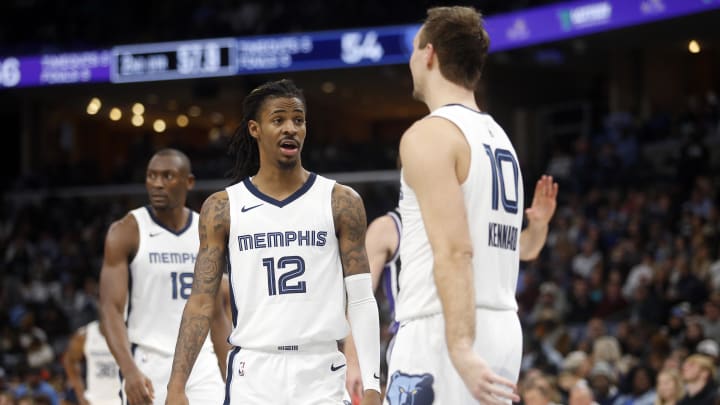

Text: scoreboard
xmin=111 ymin=38 xmax=237 ymax=83
xmin=2 ymin=0 xmax=719 ymax=89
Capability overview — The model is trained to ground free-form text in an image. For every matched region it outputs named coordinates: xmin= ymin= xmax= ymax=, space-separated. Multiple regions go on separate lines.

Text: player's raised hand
xmin=124 ymin=369 xmax=154 ymax=405
xmin=525 ymin=175 xmax=558 ymax=226
xmin=454 ymin=351 xmax=520 ymax=404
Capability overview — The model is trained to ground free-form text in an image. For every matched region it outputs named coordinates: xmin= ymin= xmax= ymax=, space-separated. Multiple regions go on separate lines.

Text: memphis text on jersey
xmin=149 ymin=252 xmax=197 ymax=264
xmin=236 ymin=230 xmax=327 ymax=252
xmin=488 ymin=222 xmax=518 ymax=251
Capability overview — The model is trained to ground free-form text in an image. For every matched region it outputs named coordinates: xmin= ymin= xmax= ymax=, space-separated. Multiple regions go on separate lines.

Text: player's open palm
xmin=455 ymin=352 xmax=519 ymax=404
xmin=124 ymin=369 xmax=154 ymax=405
xmin=525 ymin=175 xmax=558 ymax=225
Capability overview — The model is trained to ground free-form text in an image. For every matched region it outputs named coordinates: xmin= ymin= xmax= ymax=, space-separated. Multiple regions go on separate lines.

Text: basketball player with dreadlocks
xmin=166 ymin=79 xmax=382 ymax=405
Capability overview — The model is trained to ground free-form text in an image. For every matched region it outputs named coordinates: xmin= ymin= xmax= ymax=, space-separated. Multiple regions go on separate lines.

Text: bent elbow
xmin=434 ymin=244 xmax=473 ymax=266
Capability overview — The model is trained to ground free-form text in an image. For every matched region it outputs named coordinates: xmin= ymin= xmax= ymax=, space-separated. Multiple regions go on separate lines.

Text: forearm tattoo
xmin=170 ymin=193 xmax=229 ymax=382
xmin=332 ymin=185 xmax=370 ymax=276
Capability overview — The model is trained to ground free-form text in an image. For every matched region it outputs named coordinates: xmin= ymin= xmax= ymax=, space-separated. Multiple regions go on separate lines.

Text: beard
xmin=278 ymin=158 xmax=299 ymax=171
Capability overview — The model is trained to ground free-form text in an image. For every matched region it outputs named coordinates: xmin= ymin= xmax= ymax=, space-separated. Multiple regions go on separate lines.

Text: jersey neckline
xmin=242 ymin=172 xmax=317 ymax=208
xmin=144 ymin=206 xmax=194 ymax=236
xmin=441 ymin=103 xmax=488 ymax=115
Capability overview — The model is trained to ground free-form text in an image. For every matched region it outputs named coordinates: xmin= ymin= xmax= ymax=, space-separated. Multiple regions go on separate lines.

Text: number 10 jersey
xmin=397 ymin=105 xmax=525 ymax=323
xmin=225 ymin=173 xmax=349 ymax=349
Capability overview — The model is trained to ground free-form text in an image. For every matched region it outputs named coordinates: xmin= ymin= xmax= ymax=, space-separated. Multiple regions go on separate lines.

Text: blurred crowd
xmin=514 ymin=92 xmax=720 ymax=405
xmin=1 ymin=90 xmax=720 ymax=404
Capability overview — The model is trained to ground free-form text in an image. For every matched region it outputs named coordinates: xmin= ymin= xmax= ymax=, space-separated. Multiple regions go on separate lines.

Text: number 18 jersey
xmin=397 ymin=105 xmax=524 ymax=322
xmin=225 ymin=173 xmax=349 ymax=348
xmin=127 ymin=206 xmax=211 ymax=354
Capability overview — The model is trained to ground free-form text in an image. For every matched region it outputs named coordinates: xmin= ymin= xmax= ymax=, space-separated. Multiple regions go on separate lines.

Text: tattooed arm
xmin=333 ymin=184 xmax=381 ymax=405
xmin=166 ymin=191 xmax=229 ymax=404
xmin=209 ymin=275 xmax=232 ymax=380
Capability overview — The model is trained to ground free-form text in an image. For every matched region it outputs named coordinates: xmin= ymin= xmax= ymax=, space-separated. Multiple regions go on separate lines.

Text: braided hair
xmin=228 ymin=79 xmax=306 ymax=183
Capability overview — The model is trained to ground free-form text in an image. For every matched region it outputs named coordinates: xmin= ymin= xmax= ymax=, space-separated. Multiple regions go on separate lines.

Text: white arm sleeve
xmin=345 ymin=273 xmax=381 ymax=393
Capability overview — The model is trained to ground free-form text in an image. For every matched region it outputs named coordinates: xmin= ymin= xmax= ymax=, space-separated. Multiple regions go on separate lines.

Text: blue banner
xmin=1 ymin=0 xmax=718 ymax=88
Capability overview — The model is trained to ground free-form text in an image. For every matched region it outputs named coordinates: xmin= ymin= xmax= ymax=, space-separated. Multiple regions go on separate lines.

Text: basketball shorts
xmin=385 ymin=308 xmax=522 ymax=404
xmin=122 ymin=344 xmax=224 ymax=405
xmin=224 ymin=341 xmax=351 ymax=405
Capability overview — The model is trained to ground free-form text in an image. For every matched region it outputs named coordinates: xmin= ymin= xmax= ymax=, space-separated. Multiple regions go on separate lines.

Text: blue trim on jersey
xmin=442 ymin=103 xmax=489 ymax=115
xmin=226 ymin=252 xmax=238 ymax=329
xmin=118 ymin=371 xmax=124 ymax=404
xmin=118 ymin=344 xmax=137 ymax=405
xmin=383 ymin=264 xmax=396 ymax=319
xmin=144 ymin=206 xmax=194 ymax=236
xmin=387 ymin=210 xmax=402 ymax=263
xmin=125 ymin=266 xmax=133 ymax=328
xmin=223 ymin=347 xmax=241 ymax=405
xmin=242 ymin=172 xmax=317 ymax=208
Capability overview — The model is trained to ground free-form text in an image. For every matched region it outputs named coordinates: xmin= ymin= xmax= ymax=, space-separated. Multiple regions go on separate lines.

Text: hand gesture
xmin=123 ymin=369 xmax=154 ymax=405
xmin=454 ymin=351 xmax=519 ymax=404
xmin=525 ymin=175 xmax=558 ymax=226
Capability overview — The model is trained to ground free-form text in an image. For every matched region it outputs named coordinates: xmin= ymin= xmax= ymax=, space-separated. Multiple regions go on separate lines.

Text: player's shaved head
xmin=151 ymin=148 xmax=192 ymax=175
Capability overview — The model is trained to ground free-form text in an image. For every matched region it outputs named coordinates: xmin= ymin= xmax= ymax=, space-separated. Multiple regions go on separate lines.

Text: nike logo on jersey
xmin=374 ymin=373 xmax=380 ymax=379
xmin=330 ymin=363 xmax=346 ymax=372
xmin=241 ymin=203 xmax=263 ymax=212
xmin=149 ymin=232 xmax=162 ymax=237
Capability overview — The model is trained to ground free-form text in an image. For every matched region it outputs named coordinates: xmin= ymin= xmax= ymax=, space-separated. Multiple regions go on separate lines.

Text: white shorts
xmin=385 ymin=309 xmax=522 ymax=405
xmin=122 ymin=344 xmax=225 ymax=405
xmin=224 ymin=342 xmax=351 ymax=405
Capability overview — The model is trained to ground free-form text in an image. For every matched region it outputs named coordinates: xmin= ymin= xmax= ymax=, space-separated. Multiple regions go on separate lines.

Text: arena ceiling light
xmin=86 ymin=97 xmax=101 ymax=115
xmin=688 ymin=39 xmax=701 ymax=54
xmin=109 ymin=107 xmax=122 ymax=121
xmin=176 ymin=114 xmax=189 ymax=127
xmin=153 ymin=119 xmax=167 ymax=133
xmin=131 ymin=115 xmax=144 ymax=127
xmin=132 ymin=102 xmax=145 ymax=115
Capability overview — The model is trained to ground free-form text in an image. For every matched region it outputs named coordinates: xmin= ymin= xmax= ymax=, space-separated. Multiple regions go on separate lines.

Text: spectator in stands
xmin=614 ymin=364 xmax=656 ymax=405
xmin=588 ymin=361 xmax=620 ymax=405
xmin=559 ymin=351 xmax=593 ymax=398
xmin=569 ymin=379 xmax=597 ymax=405
xmin=698 ymin=300 xmax=720 ymax=342
xmin=521 ymin=371 xmax=563 ymax=405
xmin=594 ymin=271 xmax=629 ymax=321
xmin=12 ymin=367 xmax=58 ymax=405
xmin=573 ymin=240 xmax=603 ymax=279
xmin=623 ymin=251 xmax=655 ymax=300
xmin=566 ymin=277 xmax=597 ymax=325
xmin=654 ymin=368 xmax=684 ymax=405
xmin=677 ymin=354 xmax=718 ymax=405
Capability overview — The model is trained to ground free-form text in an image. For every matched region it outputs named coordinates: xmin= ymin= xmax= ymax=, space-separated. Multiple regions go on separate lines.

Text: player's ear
xmin=186 ymin=173 xmax=196 ymax=190
xmin=425 ymin=43 xmax=435 ymax=67
xmin=248 ymin=120 xmax=260 ymax=139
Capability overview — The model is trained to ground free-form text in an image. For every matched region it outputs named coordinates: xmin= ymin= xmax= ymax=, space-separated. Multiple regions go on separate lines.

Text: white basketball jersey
xmin=127 ymin=207 xmax=211 ymax=354
xmin=83 ymin=320 xmax=121 ymax=404
xmin=381 ymin=208 xmax=402 ymax=332
xmin=225 ymin=173 xmax=348 ymax=348
xmin=397 ymin=105 xmax=524 ymax=322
